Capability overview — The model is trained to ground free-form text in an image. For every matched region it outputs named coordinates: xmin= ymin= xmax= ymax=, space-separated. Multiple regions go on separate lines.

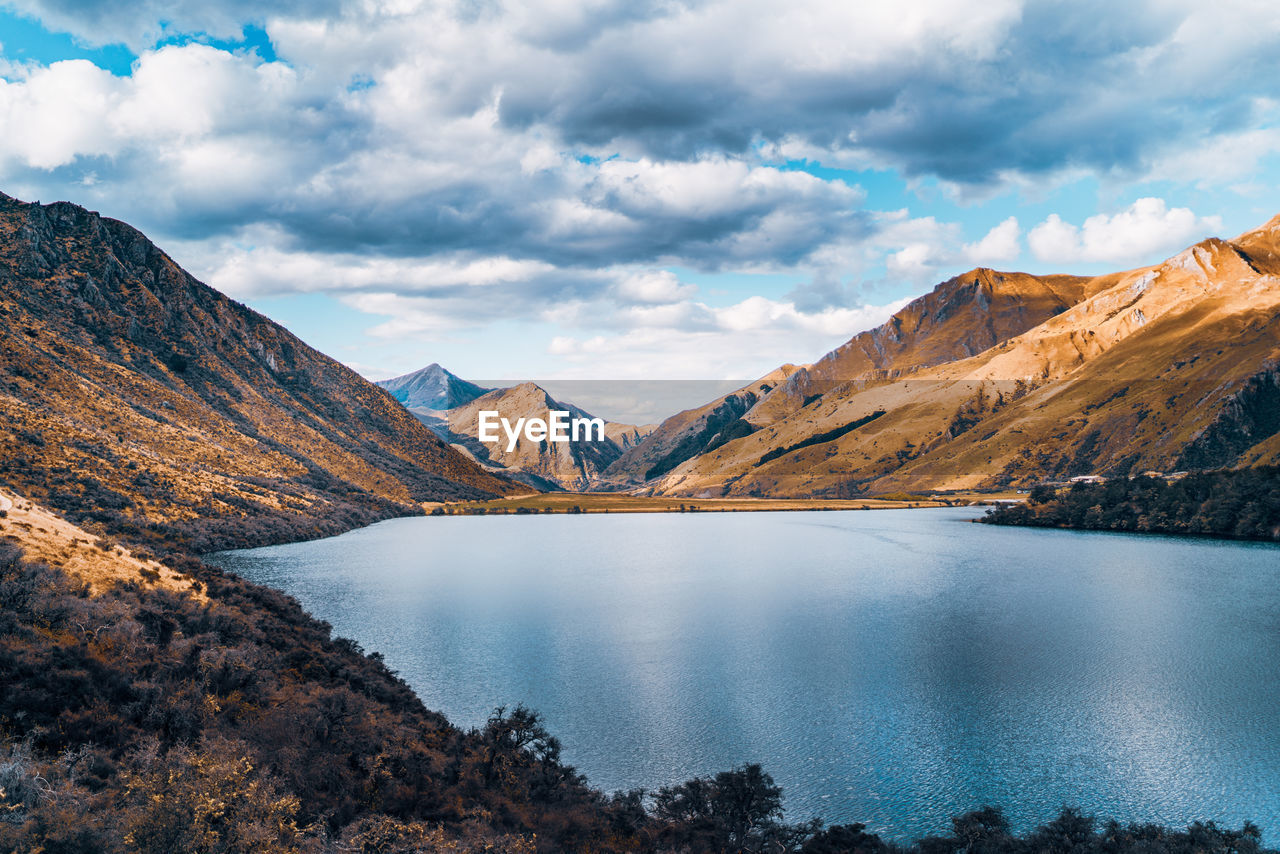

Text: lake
xmin=206 ymin=507 xmax=1280 ymax=842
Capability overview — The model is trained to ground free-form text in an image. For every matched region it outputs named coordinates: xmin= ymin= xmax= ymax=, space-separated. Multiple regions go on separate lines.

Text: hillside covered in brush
xmin=983 ymin=468 xmax=1280 ymax=540
xmin=0 ymin=193 xmax=520 ymax=552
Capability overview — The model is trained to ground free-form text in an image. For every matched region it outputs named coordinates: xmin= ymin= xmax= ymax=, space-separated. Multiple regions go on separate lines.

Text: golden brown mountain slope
xmin=0 ymin=486 xmax=203 ymax=597
xmin=445 ymin=382 xmax=653 ymax=490
xmin=647 ymin=222 xmax=1280 ymax=497
xmin=607 ymin=269 xmax=1092 ymax=486
xmin=744 ymin=269 xmax=1090 ymax=428
xmin=0 ymin=193 xmax=520 ymax=551
xmin=823 ymin=269 xmax=1092 ymax=371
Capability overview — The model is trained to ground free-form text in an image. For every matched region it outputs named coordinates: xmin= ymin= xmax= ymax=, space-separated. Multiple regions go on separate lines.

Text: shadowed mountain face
xmin=0 ymin=193 xmax=520 ymax=551
xmin=601 ymin=366 xmax=799 ymax=486
xmin=612 ymin=218 xmax=1280 ymax=497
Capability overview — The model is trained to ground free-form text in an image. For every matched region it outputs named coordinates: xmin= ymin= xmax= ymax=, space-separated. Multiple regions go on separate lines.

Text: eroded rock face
xmin=0 ymin=192 xmax=519 ymax=551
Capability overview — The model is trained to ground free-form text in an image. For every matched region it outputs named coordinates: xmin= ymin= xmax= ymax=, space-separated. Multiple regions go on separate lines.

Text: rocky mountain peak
xmin=378 ymin=363 xmax=492 ymax=411
xmin=1232 ymin=213 xmax=1280 ymax=275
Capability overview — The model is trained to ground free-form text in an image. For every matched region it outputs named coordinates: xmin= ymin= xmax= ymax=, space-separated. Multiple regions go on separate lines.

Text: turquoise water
xmin=207 ymin=508 xmax=1280 ymax=841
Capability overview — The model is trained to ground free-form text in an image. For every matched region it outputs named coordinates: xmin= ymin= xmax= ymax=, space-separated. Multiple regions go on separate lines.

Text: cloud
xmin=532 ymin=156 xmax=871 ymax=268
xmin=302 ymin=258 xmax=911 ymax=381
xmin=8 ymin=0 xmax=1280 ymax=207
xmin=788 ymin=212 xmax=1027 ymax=310
xmin=3 ymin=0 xmax=343 ymax=50
xmin=613 ymin=270 xmax=697 ymax=305
xmin=0 ymin=59 xmax=120 ymax=169
xmin=964 ymin=217 xmax=1021 ymax=263
xmin=869 ymin=213 xmax=963 ymax=284
xmin=0 ymin=42 xmax=877 ymax=271
xmin=1027 ymin=198 xmax=1222 ymax=265
xmin=1142 ymin=123 xmax=1280 ymax=189
xmin=494 ymin=0 xmax=1024 ymax=164
xmin=485 ymin=0 xmax=1280 ymax=190
xmin=2 ymin=0 xmax=1272 ymax=379
xmin=194 ymin=241 xmax=561 ymax=299
xmin=541 ymin=294 xmax=913 ymax=379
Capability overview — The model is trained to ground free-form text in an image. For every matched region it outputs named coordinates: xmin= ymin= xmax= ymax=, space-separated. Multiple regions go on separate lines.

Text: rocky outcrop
xmin=1177 ymin=364 xmax=1280 ymax=470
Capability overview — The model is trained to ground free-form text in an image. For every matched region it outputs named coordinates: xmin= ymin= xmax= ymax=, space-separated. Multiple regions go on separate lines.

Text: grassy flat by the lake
xmin=425 ymin=491 xmax=1023 ymax=515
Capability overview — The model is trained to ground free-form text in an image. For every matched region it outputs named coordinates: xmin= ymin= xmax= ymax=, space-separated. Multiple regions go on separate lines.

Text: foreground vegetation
xmin=0 ymin=541 xmax=633 ymax=852
xmin=982 ymin=468 xmax=1280 ymax=541
xmin=1 ymin=541 xmax=1273 ymax=852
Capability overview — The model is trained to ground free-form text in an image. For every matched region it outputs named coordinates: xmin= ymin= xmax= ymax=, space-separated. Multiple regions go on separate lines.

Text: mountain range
xmin=3 ymin=189 xmax=1276 ymax=518
xmin=1 ymin=188 xmax=1276 ymax=851
xmin=602 ymin=218 xmax=1280 ymax=497
xmin=373 ymin=216 xmax=1280 ymax=499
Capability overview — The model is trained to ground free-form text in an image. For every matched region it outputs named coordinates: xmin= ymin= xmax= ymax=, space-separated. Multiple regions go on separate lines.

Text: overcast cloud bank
xmin=1 ymin=0 xmax=1276 ymax=378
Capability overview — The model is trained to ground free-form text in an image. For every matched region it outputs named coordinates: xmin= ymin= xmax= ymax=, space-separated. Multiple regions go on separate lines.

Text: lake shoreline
xmin=981 ymin=514 xmax=1280 ymax=544
xmin=980 ymin=468 xmax=1280 ymax=543
xmin=426 ymin=491 xmax=1023 ymax=515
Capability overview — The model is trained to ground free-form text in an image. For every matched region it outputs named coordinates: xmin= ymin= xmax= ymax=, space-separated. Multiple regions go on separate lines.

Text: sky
xmin=2 ymin=0 xmax=1279 ymax=393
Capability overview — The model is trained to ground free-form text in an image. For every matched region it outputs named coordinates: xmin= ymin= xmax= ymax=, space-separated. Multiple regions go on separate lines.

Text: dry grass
xmin=0 ymin=487 xmax=205 ymax=600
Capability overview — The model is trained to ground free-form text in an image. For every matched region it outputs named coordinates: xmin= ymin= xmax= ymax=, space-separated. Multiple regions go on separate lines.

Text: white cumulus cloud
xmin=1028 ymin=199 xmax=1222 ymax=266
xmin=963 ymin=217 xmax=1021 ymax=263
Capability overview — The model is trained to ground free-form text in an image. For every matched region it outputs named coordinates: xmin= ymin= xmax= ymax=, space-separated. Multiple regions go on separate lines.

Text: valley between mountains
xmin=3 ymin=188 xmax=1276 ymax=527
